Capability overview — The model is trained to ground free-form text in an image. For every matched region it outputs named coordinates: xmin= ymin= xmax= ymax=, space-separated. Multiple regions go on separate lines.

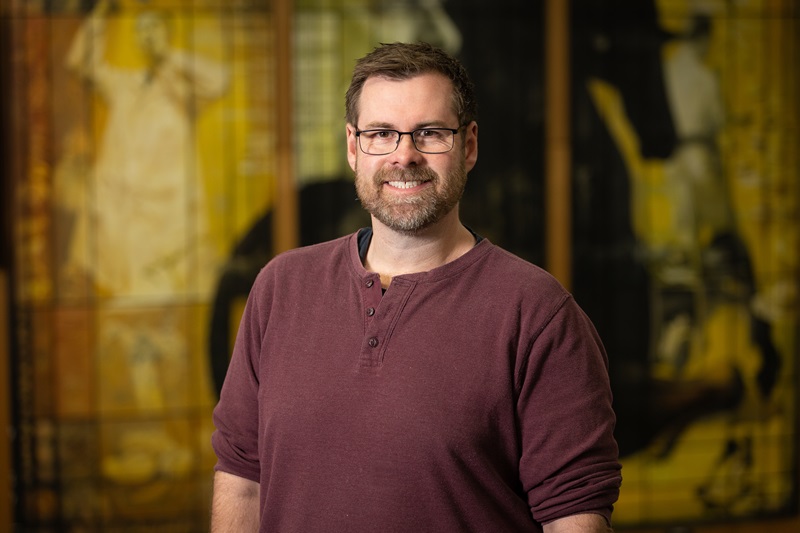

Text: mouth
xmin=374 ymin=166 xmax=438 ymax=193
xmin=386 ymin=180 xmax=427 ymax=189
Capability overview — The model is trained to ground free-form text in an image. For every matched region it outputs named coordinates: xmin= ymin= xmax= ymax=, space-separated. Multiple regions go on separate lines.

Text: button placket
xmin=360 ymin=273 xmax=384 ymax=364
xmin=359 ymin=278 xmax=416 ymax=367
xmin=363 ymin=274 xmax=381 ymax=323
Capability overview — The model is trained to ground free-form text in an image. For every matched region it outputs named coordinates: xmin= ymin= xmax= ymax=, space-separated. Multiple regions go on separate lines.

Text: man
xmin=211 ymin=42 xmax=621 ymax=532
xmin=66 ymin=0 xmax=227 ymax=299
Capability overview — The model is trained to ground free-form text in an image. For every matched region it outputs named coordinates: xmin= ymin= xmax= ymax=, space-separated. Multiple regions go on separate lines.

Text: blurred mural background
xmin=0 ymin=0 xmax=797 ymax=531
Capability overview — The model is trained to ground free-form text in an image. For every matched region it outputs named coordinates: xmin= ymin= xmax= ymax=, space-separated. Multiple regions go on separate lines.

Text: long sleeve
xmin=517 ymin=295 xmax=622 ymax=524
xmin=211 ymin=268 xmax=269 ymax=483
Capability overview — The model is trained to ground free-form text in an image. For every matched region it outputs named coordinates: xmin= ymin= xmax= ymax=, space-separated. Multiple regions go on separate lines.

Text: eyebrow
xmin=360 ymin=120 xmax=452 ymax=130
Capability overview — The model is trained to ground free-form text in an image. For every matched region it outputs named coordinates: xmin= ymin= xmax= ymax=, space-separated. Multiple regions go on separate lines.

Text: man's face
xmin=346 ymin=73 xmax=478 ymax=234
xmin=136 ymin=12 xmax=170 ymax=60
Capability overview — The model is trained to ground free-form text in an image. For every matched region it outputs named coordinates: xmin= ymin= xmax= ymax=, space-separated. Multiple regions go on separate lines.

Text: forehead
xmin=137 ymin=12 xmax=168 ymax=32
xmin=358 ymin=73 xmax=456 ymax=127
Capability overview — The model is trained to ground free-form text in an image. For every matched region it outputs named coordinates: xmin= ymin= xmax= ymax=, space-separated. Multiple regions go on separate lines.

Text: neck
xmin=143 ymin=53 xmax=167 ymax=80
xmin=364 ymin=209 xmax=475 ymax=288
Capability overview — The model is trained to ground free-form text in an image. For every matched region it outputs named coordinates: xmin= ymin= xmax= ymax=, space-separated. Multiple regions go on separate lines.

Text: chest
xmin=255 ymin=277 xmax=524 ymax=461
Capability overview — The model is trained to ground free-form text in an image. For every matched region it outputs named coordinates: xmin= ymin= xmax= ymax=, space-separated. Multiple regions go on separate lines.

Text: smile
xmin=387 ymin=180 xmax=426 ymax=189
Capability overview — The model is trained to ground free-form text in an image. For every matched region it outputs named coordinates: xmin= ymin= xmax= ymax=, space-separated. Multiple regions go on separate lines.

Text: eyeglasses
xmin=355 ymin=126 xmax=462 ymax=155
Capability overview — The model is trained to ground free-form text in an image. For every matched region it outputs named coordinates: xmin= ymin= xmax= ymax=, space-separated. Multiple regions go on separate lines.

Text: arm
xmin=165 ymin=50 xmax=230 ymax=101
xmin=66 ymin=0 xmax=113 ymax=79
xmin=517 ymin=295 xmax=621 ymax=525
xmin=544 ymin=513 xmax=613 ymax=533
xmin=211 ymin=470 xmax=260 ymax=532
xmin=211 ymin=270 xmax=270 ymax=530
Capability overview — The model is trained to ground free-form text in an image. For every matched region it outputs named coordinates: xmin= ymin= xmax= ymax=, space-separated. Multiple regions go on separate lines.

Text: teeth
xmin=388 ymin=181 xmax=422 ymax=189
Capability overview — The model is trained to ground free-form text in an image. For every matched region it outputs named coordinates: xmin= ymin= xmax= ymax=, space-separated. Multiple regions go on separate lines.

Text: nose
xmin=390 ymin=133 xmax=423 ymax=166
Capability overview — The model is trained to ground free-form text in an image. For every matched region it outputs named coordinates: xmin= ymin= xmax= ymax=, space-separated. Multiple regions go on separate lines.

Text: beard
xmin=355 ymin=159 xmax=467 ymax=234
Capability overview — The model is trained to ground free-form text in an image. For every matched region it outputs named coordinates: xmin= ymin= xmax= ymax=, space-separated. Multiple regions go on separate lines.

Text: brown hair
xmin=344 ymin=42 xmax=478 ymax=128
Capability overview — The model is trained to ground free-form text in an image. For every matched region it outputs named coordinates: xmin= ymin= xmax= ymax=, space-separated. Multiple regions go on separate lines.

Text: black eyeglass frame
xmin=354 ymin=125 xmax=465 ymax=155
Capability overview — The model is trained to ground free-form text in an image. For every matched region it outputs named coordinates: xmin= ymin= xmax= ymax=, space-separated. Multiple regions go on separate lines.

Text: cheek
xmin=354 ymin=157 xmax=381 ymax=181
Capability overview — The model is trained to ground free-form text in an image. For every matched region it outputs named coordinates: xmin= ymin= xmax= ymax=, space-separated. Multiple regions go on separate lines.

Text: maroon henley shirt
xmin=212 ymin=231 xmax=621 ymax=532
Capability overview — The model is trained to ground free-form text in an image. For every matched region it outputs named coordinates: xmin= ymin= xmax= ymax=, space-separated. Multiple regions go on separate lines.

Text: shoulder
xmin=478 ymin=242 xmax=570 ymax=304
xmin=90 ymin=66 xmax=141 ymax=98
xmin=455 ymin=242 xmax=582 ymax=339
xmin=251 ymin=233 xmax=355 ymax=291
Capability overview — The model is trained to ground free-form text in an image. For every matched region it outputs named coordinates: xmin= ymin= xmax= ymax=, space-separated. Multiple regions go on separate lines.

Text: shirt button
xmin=368 ymin=337 xmax=378 ymax=348
xmin=365 ymin=279 xmax=374 ymax=288
xmin=366 ymin=307 xmax=375 ymax=317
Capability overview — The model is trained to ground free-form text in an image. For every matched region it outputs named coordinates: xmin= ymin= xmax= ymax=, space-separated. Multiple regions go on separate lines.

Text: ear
xmin=346 ymin=123 xmax=358 ymax=172
xmin=463 ymin=121 xmax=478 ymax=173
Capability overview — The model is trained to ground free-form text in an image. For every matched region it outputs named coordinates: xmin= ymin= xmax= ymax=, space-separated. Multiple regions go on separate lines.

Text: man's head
xmin=345 ymin=42 xmax=477 ymax=130
xmin=136 ymin=10 xmax=172 ymax=61
xmin=345 ymin=42 xmax=479 ymax=235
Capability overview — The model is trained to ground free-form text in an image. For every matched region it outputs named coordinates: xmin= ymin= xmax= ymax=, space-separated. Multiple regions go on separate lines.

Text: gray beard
xmin=355 ymin=163 xmax=467 ymax=234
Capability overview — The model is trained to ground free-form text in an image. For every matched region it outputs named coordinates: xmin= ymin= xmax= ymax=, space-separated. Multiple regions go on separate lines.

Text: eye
xmin=417 ymin=129 xmax=446 ymax=140
xmin=361 ymin=130 xmax=396 ymax=140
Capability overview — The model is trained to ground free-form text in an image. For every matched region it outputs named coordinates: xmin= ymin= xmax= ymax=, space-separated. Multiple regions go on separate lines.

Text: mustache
xmin=374 ymin=166 xmax=438 ymax=183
